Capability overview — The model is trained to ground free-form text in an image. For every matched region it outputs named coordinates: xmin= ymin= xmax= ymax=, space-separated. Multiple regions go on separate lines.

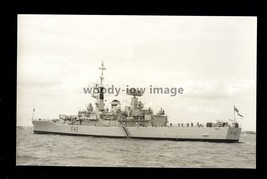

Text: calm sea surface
xmin=16 ymin=127 xmax=256 ymax=168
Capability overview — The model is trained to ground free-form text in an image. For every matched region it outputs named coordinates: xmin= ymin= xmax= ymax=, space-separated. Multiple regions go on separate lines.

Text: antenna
xmin=96 ymin=61 xmax=106 ymax=111
xmin=98 ymin=61 xmax=106 ymax=86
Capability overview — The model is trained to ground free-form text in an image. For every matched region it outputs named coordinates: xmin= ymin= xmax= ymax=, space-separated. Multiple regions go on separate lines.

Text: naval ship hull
xmin=33 ymin=120 xmax=127 ymax=138
xmin=33 ymin=120 xmax=241 ymax=142
xmin=125 ymin=126 xmax=241 ymax=142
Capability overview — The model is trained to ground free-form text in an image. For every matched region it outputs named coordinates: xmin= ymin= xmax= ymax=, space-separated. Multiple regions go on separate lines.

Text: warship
xmin=32 ymin=62 xmax=241 ymax=142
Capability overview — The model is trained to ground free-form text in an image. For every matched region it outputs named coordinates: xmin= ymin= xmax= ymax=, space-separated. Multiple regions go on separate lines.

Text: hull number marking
xmin=71 ymin=126 xmax=79 ymax=132
xmin=230 ymin=131 xmax=238 ymax=136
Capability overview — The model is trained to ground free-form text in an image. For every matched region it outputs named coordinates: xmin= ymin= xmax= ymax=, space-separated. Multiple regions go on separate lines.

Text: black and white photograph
xmin=16 ymin=15 xmax=256 ymax=168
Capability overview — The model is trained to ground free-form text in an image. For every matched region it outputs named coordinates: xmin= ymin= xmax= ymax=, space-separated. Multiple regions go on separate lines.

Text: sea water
xmin=16 ymin=126 xmax=256 ymax=168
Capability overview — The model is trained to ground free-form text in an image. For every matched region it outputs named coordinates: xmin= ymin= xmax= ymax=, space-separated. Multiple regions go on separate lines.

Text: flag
xmin=234 ymin=106 xmax=239 ymax=113
xmin=234 ymin=106 xmax=243 ymax=118
xmin=238 ymin=113 xmax=243 ymax=117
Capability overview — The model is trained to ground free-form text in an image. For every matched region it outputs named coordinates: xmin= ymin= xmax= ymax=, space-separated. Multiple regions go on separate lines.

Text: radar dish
xmin=126 ymin=88 xmax=144 ymax=97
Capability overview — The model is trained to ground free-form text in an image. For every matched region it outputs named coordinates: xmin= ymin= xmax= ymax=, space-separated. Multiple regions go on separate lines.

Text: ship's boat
xmin=32 ymin=62 xmax=241 ymax=142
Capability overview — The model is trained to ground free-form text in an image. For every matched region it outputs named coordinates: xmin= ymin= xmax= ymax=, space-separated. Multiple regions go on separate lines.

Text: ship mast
xmin=97 ymin=61 xmax=106 ymax=111
xmin=99 ymin=61 xmax=106 ymax=86
xmin=233 ymin=105 xmax=235 ymax=122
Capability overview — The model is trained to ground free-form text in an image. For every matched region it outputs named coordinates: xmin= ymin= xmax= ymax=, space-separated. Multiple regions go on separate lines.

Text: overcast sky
xmin=17 ymin=15 xmax=256 ymax=131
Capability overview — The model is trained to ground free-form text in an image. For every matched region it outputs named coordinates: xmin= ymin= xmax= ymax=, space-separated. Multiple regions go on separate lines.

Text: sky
xmin=17 ymin=15 xmax=257 ymax=131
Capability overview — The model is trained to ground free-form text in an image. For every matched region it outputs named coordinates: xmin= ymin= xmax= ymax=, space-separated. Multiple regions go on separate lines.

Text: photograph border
xmin=1 ymin=0 xmax=263 ymax=178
